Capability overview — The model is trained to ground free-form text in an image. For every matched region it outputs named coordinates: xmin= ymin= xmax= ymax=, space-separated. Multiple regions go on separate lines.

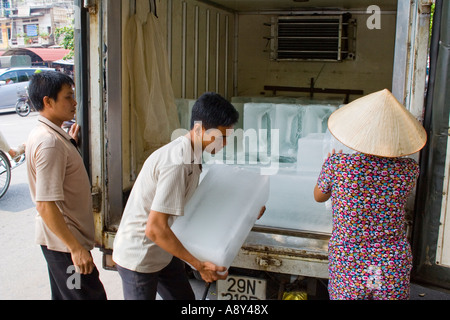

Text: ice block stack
xmin=243 ymin=102 xmax=339 ymax=234
xmin=243 ymin=102 xmax=338 ymax=163
xmin=171 ymin=164 xmax=270 ymax=270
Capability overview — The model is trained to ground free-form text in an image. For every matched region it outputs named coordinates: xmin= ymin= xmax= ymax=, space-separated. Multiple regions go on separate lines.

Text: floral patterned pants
xmin=328 ymin=243 xmax=412 ymax=300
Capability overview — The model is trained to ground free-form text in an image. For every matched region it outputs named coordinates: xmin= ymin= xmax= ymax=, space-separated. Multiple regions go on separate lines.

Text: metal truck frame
xmin=73 ymin=0 xmax=450 ymax=297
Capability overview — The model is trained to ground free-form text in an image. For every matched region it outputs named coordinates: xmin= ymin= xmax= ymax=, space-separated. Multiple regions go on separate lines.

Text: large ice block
xmin=256 ymin=166 xmax=332 ymax=234
xmin=301 ymin=105 xmax=337 ymax=136
xmin=243 ymin=103 xmax=273 ymax=132
xmin=272 ymin=104 xmax=305 ymax=162
xmin=243 ymin=102 xmax=339 ymax=164
xmin=230 ymin=102 xmax=244 ymax=130
xmin=323 ymin=128 xmax=356 ymax=156
xmin=297 ymin=133 xmax=326 ymax=172
xmin=171 ymin=164 xmax=270 ymax=270
xmin=243 ymin=103 xmax=273 ymax=163
xmin=243 ymin=102 xmax=305 ymax=163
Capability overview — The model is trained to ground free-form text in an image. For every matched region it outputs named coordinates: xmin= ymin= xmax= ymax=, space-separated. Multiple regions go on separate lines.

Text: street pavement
xmin=0 ymin=110 xmax=449 ymax=300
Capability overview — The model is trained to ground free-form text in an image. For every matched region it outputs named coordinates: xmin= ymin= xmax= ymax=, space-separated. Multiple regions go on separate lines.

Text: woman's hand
xmin=327 ymin=148 xmax=343 ymax=158
xmin=257 ymin=206 xmax=266 ymax=219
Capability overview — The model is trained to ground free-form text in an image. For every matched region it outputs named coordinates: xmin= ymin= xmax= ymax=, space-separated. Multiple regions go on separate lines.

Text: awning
xmin=2 ymin=48 xmax=70 ymax=64
xmin=52 ymin=58 xmax=74 ymax=66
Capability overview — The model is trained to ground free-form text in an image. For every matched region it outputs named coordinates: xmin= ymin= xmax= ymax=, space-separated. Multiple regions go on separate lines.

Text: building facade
xmin=0 ymin=0 xmax=74 ymax=50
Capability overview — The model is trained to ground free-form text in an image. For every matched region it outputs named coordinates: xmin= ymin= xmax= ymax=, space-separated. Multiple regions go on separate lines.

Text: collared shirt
xmin=26 ymin=116 xmax=94 ymax=253
xmin=113 ymin=136 xmax=202 ymax=273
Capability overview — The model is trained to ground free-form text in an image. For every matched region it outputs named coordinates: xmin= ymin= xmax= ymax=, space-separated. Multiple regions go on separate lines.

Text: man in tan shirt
xmin=26 ymin=71 xmax=106 ymax=300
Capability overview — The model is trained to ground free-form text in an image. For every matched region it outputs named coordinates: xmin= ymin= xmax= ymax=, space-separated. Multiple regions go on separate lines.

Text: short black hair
xmin=190 ymin=92 xmax=239 ymax=130
xmin=28 ymin=71 xmax=75 ymax=112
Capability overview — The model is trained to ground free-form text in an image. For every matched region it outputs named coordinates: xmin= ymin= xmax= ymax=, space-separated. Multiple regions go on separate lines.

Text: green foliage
xmin=430 ymin=2 xmax=435 ymax=38
xmin=55 ymin=24 xmax=74 ymax=59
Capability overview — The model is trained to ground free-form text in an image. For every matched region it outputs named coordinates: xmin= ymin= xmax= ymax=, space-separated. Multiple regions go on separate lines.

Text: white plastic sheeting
xmin=124 ymin=7 xmax=180 ymax=170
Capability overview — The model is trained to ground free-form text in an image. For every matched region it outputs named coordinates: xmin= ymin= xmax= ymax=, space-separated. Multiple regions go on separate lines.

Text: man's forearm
xmin=36 ymin=201 xmax=94 ymax=274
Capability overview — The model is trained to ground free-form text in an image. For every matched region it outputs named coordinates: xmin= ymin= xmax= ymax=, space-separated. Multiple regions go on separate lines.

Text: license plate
xmin=217 ymin=275 xmax=266 ymax=300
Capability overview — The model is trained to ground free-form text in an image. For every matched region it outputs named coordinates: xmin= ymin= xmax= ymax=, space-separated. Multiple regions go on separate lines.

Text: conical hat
xmin=328 ymin=89 xmax=427 ymax=157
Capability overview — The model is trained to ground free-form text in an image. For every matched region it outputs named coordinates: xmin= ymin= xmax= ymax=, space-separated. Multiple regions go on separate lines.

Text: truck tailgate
xmin=232 ymin=226 xmax=330 ymax=279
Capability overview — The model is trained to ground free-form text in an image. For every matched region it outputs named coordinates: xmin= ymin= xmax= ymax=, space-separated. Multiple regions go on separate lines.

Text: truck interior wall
xmin=121 ymin=0 xmax=235 ymax=191
xmin=166 ymin=2 xmax=398 ymax=102
xmin=237 ymin=13 xmax=397 ymax=100
xmin=162 ymin=0 xmax=235 ymax=100
xmin=120 ymin=0 xmax=400 ymax=189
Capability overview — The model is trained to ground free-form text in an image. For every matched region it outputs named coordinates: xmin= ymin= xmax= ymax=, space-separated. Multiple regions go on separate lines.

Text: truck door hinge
xmin=91 ymin=188 xmax=102 ymax=213
xmin=84 ymin=0 xmax=97 ymax=14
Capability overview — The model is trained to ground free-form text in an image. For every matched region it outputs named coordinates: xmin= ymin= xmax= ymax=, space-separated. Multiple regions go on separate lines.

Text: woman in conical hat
xmin=314 ymin=89 xmax=427 ymax=300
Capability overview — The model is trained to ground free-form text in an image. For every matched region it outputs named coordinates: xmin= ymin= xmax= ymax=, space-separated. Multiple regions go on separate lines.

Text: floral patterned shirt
xmin=317 ymin=152 xmax=419 ymax=248
xmin=317 ymin=152 xmax=419 ymax=299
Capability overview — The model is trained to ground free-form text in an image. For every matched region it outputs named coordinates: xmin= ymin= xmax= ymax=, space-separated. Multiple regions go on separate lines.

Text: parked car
xmin=0 ymin=67 xmax=54 ymax=110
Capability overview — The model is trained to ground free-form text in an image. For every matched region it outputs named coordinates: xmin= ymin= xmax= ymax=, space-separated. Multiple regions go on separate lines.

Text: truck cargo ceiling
xmin=198 ymin=0 xmax=398 ymax=12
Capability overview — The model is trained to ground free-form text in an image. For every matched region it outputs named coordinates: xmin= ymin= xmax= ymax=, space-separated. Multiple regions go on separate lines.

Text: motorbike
xmin=15 ymin=89 xmax=35 ymax=117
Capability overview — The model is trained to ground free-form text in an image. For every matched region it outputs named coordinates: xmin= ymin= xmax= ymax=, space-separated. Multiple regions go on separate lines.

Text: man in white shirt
xmin=113 ymin=92 xmax=239 ymax=300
